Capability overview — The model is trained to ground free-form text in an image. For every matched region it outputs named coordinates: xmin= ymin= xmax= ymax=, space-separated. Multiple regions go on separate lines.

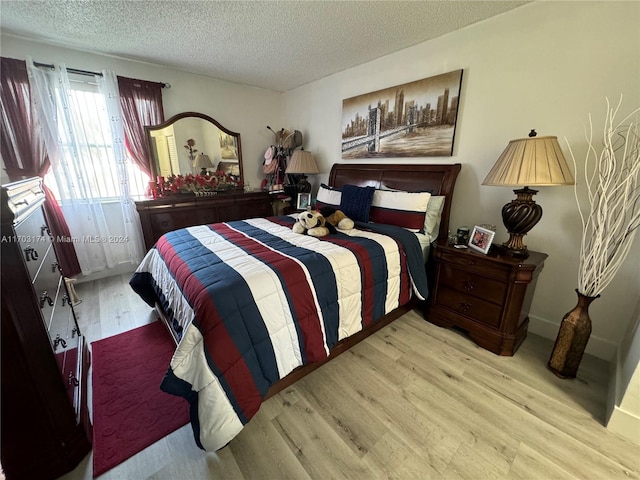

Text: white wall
xmin=607 ymin=301 xmax=640 ymax=445
xmin=0 ymin=35 xmax=284 ymax=192
xmin=283 ymin=1 xmax=640 ymax=360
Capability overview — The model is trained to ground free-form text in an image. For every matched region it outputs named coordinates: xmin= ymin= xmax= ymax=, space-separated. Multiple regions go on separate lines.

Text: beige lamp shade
xmin=193 ymin=153 xmax=214 ymax=169
xmin=286 ymin=149 xmax=319 ymax=193
xmin=482 ymin=134 xmax=574 ymax=186
xmin=286 ymin=150 xmax=320 ymax=175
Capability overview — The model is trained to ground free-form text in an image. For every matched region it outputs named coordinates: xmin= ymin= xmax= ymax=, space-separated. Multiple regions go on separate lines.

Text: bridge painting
xmin=341 ymin=70 xmax=463 ymax=159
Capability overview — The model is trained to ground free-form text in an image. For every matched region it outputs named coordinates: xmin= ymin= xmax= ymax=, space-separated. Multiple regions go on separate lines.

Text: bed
xmin=130 ymin=162 xmax=461 ymax=451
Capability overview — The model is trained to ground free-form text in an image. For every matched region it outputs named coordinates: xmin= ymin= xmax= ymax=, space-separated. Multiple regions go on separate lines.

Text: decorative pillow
xmin=339 ymin=184 xmax=375 ymax=222
xmin=424 ymin=195 xmax=446 ymax=242
xmin=315 ymin=183 xmax=342 ymax=210
xmin=369 ymin=189 xmax=431 ymax=232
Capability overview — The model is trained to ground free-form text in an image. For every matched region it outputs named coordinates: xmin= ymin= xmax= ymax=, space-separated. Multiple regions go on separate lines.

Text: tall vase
xmin=548 ymin=289 xmax=600 ymax=379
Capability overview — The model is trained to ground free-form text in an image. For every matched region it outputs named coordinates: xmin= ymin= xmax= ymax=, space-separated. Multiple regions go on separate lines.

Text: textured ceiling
xmin=1 ymin=1 xmax=529 ymax=92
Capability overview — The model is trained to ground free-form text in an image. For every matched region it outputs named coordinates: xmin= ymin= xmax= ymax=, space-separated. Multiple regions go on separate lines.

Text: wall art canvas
xmin=341 ymin=69 xmax=463 ymax=159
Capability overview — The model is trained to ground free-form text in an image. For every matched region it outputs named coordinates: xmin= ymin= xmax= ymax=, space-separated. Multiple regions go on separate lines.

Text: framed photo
xmin=296 ymin=192 xmax=311 ymax=210
xmin=468 ymin=225 xmax=495 ymax=254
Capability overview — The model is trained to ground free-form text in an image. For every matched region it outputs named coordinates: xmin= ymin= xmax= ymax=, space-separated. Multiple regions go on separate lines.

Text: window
xmin=45 ymin=86 xmax=148 ymax=202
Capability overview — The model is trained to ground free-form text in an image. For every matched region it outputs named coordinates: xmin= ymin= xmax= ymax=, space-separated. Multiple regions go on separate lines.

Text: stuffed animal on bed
xmin=292 ymin=207 xmax=355 ymax=237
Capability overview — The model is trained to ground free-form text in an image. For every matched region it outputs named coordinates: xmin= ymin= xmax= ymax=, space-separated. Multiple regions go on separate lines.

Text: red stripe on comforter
xmin=210 ymin=223 xmax=328 ymax=362
xmin=156 ymin=235 xmax=263 ymax=420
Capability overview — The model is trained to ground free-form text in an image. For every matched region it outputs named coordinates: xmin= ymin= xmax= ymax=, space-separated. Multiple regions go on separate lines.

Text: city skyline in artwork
xmin=341 ymin=69 xmax=463 ymax=158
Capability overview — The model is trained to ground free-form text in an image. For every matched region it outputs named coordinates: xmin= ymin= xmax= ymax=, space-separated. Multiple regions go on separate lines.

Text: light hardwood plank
xmin=271 ymin=398 xmax=377 ymax=479
xmin=507 ymin=442 xmax=580 ymax=480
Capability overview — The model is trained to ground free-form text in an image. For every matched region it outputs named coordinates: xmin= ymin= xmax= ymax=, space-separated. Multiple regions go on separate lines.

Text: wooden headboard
xmin=328 ymin=163 xmax=462 ymax=242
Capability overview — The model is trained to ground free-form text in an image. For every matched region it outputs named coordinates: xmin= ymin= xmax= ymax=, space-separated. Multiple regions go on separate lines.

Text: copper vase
xmin=548 ymin=289 xmax=599 ymax=379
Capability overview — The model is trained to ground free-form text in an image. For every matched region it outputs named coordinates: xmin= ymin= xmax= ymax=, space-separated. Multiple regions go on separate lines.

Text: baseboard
xmin=76 ymin=262 xmax=137 ymax=284
xmin=607 ymin=405 xmax=640 ymax=445
xmin=528 ymin=314 xmax=616 ymax=361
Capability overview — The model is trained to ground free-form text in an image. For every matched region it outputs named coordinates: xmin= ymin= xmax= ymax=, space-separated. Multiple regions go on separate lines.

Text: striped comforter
xmin=129 ymin=215 xmax=428 ymax=451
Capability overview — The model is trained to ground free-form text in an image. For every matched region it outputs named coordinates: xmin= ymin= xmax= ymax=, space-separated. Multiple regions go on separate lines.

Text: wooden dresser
xmin=1 ymin=178 xmax=91 ymax=480
xmin=426 ymin=243 xmax=547 ymax=356
xmin=135 ymin=190 xmax=272 ymax=251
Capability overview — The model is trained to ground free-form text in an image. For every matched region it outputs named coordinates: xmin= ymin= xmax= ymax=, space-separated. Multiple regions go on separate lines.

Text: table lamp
xmin=193 ymin=153 xmax=214 ymax=176
xmin=482 ymin=130 xmax=574 ymax=257
xmin=285 ymin=149 xmax=320 ymax=193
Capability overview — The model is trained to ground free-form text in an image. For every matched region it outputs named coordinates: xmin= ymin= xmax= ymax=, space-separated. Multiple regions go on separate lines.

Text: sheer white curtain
xmin=97 ymin=71 xmax=146 ymax=266
xmin=27 ymin=59 xmax=145 ymax=275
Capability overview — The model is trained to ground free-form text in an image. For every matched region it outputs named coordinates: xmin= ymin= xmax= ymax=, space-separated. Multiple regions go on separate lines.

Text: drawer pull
xmin=53 ymin=334 xmax=67 ymax=351
xmin=39 ymin=291 xmax=54 ymax=308
xmin=68 ymin=372 xmax=79 ymax=387
xmin=463 ymin=281 xmax=476 ymax=291
xmin=468 ymin=260 xmax=476 ymax=266
xmin=24 ymin=246 xmax=39 ymax=262
xmin=161 ymin=220 xmax=169 ymax=227
xmin=459 ymin=302 xmax=472 ymax=312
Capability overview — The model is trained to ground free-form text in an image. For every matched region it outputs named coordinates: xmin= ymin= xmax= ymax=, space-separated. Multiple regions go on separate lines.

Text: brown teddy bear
xmin=292 ymin=207 xmax=354 ymax=237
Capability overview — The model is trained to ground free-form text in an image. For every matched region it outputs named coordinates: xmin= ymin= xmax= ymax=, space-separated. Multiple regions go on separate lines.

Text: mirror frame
xmin=145 ymin=111 xmax=244 ymax=183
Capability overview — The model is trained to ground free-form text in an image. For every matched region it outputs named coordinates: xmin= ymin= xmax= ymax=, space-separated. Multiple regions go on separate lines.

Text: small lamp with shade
xmin=285 ymin=149 xmax=320 ymax=193
xmin=482 ymin=129 xmax=575 ymax=258
xmin=193 ymin=153 xmax=214 ymax=176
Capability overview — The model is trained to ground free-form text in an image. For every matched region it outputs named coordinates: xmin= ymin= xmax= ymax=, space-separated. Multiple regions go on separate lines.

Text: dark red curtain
xmin=117 ymin=76 xmax=165 ymax=177
xmin=0 ymin=57 xmax=81 ymax=277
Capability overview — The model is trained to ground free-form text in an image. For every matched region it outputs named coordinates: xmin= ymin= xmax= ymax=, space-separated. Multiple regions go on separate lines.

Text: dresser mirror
xmin=146 ymin=111 xmax=243 ymax=183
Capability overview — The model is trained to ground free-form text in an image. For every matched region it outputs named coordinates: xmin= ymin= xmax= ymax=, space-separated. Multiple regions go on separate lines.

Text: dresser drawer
xmin=150 ymin=209 xmax=208 ymax=238
xmin=55 ymin=341 xmax=80 ymax=406
xmin=436 ymin=286 xmax=503 ymax=328
xmin=31 ymin=243 xmax=58 ymax=285
xmin=48 ymin=277 xmax=78 ymax=354
xmin=33 ymin=247 xmax=61 ymax=326
xmin=13 ymin=200 xmax=48 ymax=239
xmin=438 ymin=249 xmax=511 ymax=282
xmin=234 ymin=194 xmax=272 ymax=217
xmin=15 ymin=206 xmax=52 ymax=281
xmin=440 ymin=264 xmax=508 ymax=306
xmin=52 ymin=304 xmax=80 ymax=409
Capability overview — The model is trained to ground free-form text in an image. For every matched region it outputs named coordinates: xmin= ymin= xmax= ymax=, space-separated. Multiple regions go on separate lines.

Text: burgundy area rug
xmin=92 ymin=321 xmax=189 ymax=477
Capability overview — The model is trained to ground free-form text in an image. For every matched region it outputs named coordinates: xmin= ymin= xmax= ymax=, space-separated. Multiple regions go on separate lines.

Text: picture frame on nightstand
xmin=296 ymin=192 xmax=311 ymax=210
xmin=468 ymin=225 xmax=495 ymax=254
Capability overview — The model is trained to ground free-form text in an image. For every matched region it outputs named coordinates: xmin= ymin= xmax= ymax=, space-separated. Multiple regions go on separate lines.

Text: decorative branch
xmin=565 ymin=97 xmax=640 ymax=297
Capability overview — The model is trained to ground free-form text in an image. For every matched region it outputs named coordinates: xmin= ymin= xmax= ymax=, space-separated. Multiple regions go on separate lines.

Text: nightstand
xmin=426 ymin=244 xmax=547 ymax=356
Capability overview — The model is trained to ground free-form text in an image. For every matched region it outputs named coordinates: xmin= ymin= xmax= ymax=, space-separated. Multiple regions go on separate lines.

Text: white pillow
xmin=315 ymin=183 xmax=342 ymax=209
xmin=369 ymin=189 xmax=431 ymax=232
xmin=424 ymin=195 xmax=446 ymax=242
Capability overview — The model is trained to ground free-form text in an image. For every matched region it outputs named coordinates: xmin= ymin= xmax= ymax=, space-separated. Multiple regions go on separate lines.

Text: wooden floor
xmin=60 ymin=273 xmax=640 ymax=480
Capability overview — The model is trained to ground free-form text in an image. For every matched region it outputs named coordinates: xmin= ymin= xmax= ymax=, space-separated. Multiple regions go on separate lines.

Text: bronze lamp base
xmin=499 ymin=186 xmax=543 ymax=258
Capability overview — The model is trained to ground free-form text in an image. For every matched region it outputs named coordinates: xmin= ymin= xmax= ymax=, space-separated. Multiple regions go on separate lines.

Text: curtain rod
xmin=33 ymin=61 xmax=170 ymax=88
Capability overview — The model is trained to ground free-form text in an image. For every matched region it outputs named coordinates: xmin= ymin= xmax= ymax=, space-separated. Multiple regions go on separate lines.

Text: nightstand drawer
xmin=438 ymin=249 xmax=511 ymax=282
xmin=436 ymin=286 xmax=503 ymax=328
xmin=440 ymin=264 xmax=507 ymax=306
